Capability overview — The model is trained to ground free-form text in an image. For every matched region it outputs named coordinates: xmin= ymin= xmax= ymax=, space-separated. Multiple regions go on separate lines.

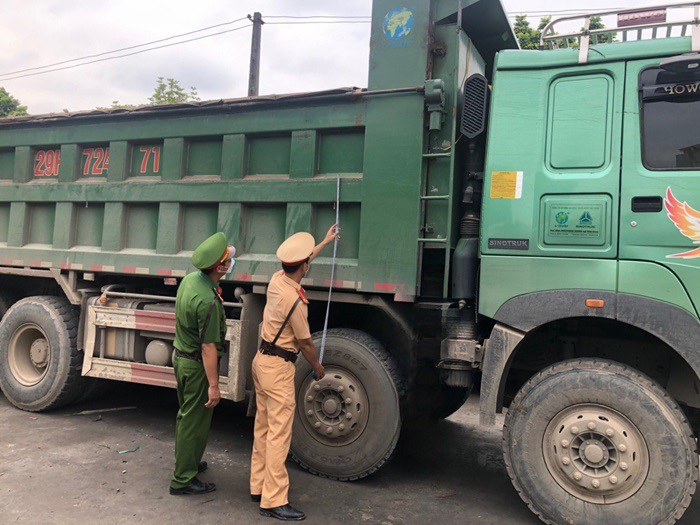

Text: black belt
xmin=259 ymin=340 xmax=298 ymax=363
xmin=174 ymin=348 xmax=202 ymax=363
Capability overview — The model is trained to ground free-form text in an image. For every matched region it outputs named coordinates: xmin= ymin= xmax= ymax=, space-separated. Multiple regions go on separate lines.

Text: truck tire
xmin=0 ymin=296 xmax=85 ymax=411
xmin=503 ymin=359 xmax=698 ymax=525
xmin=291 ymin=328 xmax=403 ymax=480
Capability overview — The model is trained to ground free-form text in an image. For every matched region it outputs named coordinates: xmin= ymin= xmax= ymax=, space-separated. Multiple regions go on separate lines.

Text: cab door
xmin=619 ymin=58 xmax=700 ymax=315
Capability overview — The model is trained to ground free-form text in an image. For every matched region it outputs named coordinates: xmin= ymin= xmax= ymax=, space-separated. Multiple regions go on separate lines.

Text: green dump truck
xmin=1 ymin=1 xmax=699 ymax=523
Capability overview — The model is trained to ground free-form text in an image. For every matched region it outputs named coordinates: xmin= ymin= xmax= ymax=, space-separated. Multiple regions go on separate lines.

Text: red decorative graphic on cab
xmin=664 ymin=187 xmax=700 ymax=259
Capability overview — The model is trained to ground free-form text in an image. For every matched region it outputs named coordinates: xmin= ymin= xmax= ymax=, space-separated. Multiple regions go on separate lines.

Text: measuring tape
xmin=315 ymin=176 xmax=340 ymax=376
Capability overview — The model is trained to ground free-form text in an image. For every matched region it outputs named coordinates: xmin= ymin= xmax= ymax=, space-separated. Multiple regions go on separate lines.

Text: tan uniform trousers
xmin=250 ymin=351 xmax=296 ymax=508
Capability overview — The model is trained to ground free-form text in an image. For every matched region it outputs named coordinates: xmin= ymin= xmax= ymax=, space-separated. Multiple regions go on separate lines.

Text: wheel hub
xmin=580 ymin=439 xmax=608 ymax=466
xmin=30 ymin=338 xmax=49 ymax=368
xmin=543 ymin=404 xmax=649 ymax=504
xmin=7 ymin=323 xmax=51 ymax=387
xmin=299 ymin=367 xmax=369 ymax=446
xmin=322 ymin=397 xmax=340 ymax=416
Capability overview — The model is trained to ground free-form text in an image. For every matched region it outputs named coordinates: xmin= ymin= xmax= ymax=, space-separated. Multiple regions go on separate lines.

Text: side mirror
xmin=660 ymin=53 xmax=700 ymax=73
xmin=460 ymin=74 xmax=489 ymax=139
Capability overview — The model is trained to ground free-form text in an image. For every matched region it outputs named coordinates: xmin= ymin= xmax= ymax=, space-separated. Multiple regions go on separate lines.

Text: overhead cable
xmin=0 ymin=17 xmax=249 ymax=79
xmin=0 ymin=16 xmax=373 ymax=82
xmin=0 ymin=24 xmax=251 ymax=81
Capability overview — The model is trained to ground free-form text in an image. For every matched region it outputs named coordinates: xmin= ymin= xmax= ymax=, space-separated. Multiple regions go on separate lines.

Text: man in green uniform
xmin=169 ymin=232 xmax=235 ymax=496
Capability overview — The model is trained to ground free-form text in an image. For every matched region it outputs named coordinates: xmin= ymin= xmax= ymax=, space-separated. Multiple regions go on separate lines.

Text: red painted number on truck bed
xmin=34 ymin=149 xmax=61 ymax=177
xmin=139 ymin=146 xmax=161 ymax=174
xmin=82 ymin=147 xmax=110 ymax=176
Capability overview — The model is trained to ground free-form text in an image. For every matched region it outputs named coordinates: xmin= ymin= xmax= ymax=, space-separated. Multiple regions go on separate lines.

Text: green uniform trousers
xmin=170 ymin=354 xmax=213 ymax=489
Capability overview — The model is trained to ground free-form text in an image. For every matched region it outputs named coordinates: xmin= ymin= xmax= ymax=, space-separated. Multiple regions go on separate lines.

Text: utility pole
xmin=248 ymin=12 xmax=264 ymax=97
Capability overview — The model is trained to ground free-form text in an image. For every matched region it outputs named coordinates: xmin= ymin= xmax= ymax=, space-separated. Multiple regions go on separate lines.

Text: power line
xmin=0 ymin=24 xmax=251 ymax=81
xmin=0 ymin=17 xmax=249 ymax=79
xmin=504 ymin=4 xmax=691 ymax=17
xmin=265 ymin=15 xmax=371 ymax=19
xmin=507 ymin=8 xmax=627 ymax=15
xmin=5 ymin=5 xmax=670 ymax=82
xmin=0 ymin=16 xmax=373 ymax=82
xmin=266 ymin=21 xmax=371 ymax=25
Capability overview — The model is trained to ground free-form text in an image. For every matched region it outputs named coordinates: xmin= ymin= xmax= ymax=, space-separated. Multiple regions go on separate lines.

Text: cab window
xmin=640 ymin=66 xmax=700 ymax=170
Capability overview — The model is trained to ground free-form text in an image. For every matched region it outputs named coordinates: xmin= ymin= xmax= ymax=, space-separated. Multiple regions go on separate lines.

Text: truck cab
xmin=476 ymin=6 xmax=700 ymax=524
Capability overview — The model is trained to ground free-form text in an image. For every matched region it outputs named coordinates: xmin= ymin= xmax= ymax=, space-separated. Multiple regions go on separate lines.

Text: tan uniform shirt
xmin=261 ymin=270 xmax=310 ymax=352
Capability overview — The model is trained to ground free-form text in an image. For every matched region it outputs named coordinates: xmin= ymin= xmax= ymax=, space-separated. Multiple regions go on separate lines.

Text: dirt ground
xmin=1 ymin=384 xmax=698 ymax=524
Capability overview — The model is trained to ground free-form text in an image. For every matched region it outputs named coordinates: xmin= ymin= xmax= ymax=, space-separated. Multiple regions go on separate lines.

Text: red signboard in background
xmin=618 ymin=9 xmax=667 ymax=27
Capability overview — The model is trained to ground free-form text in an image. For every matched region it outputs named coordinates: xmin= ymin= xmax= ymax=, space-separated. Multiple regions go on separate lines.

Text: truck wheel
xmin=503 ymin=359 xmax=698 ymax=525
xmin=0 ymin=296 xmax=85 ymax=411
xmin=291 ymin=328 xmax=403 ymax=480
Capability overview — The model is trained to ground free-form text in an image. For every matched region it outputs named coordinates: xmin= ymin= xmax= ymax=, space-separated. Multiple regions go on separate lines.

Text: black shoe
xmin=198 ymin=461 xmax=208 ymax=474
xmin=251 ymin=494 xmax=262 ymax=503
xmin=260 ymin=504 xmax=305 ymax=521
xmin=169 ymin=477 xmax=216 ymax=496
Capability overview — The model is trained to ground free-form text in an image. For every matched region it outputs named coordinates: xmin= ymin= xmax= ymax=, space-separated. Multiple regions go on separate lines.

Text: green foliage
xmin=95 ymin=77 xmax=200 ymax=110
xmin=588 ymin=16 xmax=614 ymax=44
xmin=537 ymin=16 xmax=552 ymax=34
xmin=514 ymin=15 xmax=540 ymax=50
xmin=0 ymin=86 xmax=28 ymax=117
xmin=96 ymin=100 xmax=138 ymax=111
xmin=516 ymin=14 xmax=613 ymax=50
xmin=514 ymin=15 xmax=554 ymax=50
xmin=147 ymin=77 xmax=200 ymax=105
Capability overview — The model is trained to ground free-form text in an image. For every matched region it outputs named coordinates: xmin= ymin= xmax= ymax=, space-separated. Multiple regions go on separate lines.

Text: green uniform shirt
xmin=173 ymin=271 xmax=226 ymax=354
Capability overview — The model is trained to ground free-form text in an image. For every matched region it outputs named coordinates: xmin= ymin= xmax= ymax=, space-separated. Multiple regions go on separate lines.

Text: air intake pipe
xmin=451 ymin=74 xmax=488 ymax=301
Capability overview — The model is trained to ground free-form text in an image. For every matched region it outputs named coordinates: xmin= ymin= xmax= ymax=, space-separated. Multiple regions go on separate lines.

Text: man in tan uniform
xmin=251 ymin=225 xmax=338 ymax=521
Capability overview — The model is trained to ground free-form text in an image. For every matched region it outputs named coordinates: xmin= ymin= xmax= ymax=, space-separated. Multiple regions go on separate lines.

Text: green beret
xmin=192 ymin=232 xmax=228 ymax=270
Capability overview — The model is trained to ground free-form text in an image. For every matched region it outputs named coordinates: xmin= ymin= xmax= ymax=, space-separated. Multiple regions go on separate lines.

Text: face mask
xmin=225 ymin=259 xmax=235 ymax=275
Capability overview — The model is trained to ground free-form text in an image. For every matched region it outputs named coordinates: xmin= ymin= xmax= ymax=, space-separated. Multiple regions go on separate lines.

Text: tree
xmin=514 ymin=15 xmax=540 ymax=50
xmin=0 ymin=87 xmax=28 ymax=117
xmin=588 ymin=16 xmax=614 ymax=44
xmin=515 ymin=13 xmax=613 ymax=50
xmin=96 ymin=100 xmax=138 ymax=111
xmin=514 ymin=15 xmax=553 ymax=50
xmin=148 ymin=77 xmax=200 ymax=105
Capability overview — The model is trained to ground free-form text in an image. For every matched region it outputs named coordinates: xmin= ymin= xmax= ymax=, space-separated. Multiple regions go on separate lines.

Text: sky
xmin=0 ymin=0 xmax=692 ymax=114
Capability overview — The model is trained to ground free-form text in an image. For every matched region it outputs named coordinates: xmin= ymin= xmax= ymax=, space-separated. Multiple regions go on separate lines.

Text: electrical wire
xmin=0 ymin=24 xmax=251 ymax=81
xmin=265 ymin=21 xmax=371 ymax=25
xmin=507 ymin=7 xmax=628 ymax=16
xmin=265 ymin=15 xmax=370 ymax=19
xmin=4 ymin=5 xmax=666 ymax=82
xmin=0 ymin=16 xmax=373 ymax=82
xmin=0 ymin=17 xmax=249 ymax=79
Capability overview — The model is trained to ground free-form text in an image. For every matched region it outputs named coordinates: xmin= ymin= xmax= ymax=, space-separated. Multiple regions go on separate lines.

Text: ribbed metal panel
xmin=460 ymin=74 xmax=488 ymax=139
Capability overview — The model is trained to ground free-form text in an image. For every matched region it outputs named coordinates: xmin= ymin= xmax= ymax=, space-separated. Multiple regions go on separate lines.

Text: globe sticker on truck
xmin=664 ymin=187 xmax=700 ymax=259
xmin=383 ymin=8 xmax=414 ymax=41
